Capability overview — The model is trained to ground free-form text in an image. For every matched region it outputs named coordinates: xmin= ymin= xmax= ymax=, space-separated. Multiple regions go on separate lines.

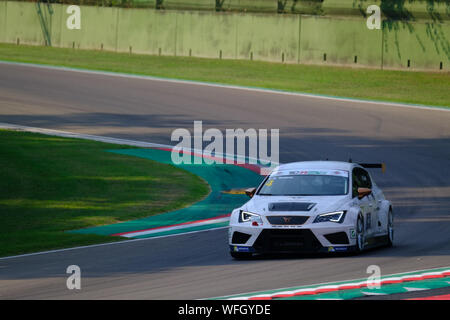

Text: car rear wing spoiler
xmin=359 ymin=163 xmax=386 ymax=173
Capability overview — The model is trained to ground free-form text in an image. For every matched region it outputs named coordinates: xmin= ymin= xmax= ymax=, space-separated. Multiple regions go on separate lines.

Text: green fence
xmin=1 ymin=1 xmax=449 ymax=71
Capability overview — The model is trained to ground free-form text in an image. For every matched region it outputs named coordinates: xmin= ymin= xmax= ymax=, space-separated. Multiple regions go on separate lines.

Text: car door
xmin=369 ymin=181 xmax=385 ymax=236
xmin=352 ymin=167 xmax=377 ymax=238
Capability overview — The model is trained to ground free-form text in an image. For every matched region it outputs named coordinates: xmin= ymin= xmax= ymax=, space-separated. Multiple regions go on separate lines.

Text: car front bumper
xmin=229 ymin=223 xmax=357 ymax=254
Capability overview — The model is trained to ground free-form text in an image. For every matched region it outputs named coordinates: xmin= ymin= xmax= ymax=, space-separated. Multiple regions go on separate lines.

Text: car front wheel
xmin=386 ymin=209 xmax=394 ymax=247
xmin=356 ymin=214 xmax=366 ymax=252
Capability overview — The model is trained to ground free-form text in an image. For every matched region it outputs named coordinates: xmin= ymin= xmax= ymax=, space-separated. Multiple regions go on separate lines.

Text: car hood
xmin=242 ymin=195 xmax=350 ymax=216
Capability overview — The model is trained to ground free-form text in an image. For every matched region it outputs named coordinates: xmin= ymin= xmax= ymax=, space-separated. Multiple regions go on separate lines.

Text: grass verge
xmin=0 ymin=43 xmax=448 ymax=107
xmin=0 ymin=130 xmax=209 ymax=257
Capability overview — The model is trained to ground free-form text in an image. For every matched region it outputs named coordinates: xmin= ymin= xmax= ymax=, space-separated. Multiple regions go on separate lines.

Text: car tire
xmin=230 ymin=252 xmax=253 ymax=260
xmin=356 ymin=213 xmax=366 ymax=253
xmin=386 ymin=208 xmax=394 ymax=247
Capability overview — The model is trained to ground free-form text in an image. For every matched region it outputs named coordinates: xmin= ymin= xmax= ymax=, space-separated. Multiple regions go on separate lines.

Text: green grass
xmin=0 ymin=130 xmax=209 ymax=257
xmin=0 ymin=43 xmax=448 ymax=107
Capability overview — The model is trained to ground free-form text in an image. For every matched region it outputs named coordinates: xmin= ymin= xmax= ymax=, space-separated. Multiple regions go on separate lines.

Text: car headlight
xmin=239 ymin=211 xmax=263 ymax=224
xmin=313 ymin=211 xmax=346 ymax=223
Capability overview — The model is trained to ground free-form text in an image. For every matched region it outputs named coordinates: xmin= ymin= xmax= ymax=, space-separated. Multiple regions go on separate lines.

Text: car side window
xmin=352 ymin=167 xmax=372 ymax=198
xmin=359 ymin=169 xmax=372 ymax=188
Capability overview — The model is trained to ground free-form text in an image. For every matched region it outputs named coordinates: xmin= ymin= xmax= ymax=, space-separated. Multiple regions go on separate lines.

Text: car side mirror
xmin=245 ymin=187 xmax=256 ymax=198
xmin=357 ymin=187 xmax=372 ymax=199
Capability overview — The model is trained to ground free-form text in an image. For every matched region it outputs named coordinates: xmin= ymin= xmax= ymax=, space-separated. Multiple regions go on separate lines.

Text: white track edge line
xmin=120 ymin=217 xmax=230 ymax=238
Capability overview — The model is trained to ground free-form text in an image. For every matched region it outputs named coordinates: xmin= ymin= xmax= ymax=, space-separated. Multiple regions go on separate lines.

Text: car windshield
xmin=258 ymin=170 xmax=349 ymax=196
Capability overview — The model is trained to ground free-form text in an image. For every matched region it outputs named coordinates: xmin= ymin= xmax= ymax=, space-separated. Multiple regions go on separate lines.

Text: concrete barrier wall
xmin=300 ymin=16 xmax=383 ymax=67
xmin=1 ymin=1 xmax=448 ymax=71
xmin=176 ymin=11 xmax=237 ymax=59
xmin=59 ymin=5 xmax=119 ymax=51
xmin=116 ymin=8 xmax=156 ymax=55
xmin=117 ymin=9 xmax=178 ymax=55
xmin=48 ymin=4 xmax=60 ymax=47
xmin=236 ymin=13 xmax=300 ymax=63
xmin=382 ymin=21 xmax=450 ymax=70
xmin=0 ymin=1 xmax=7 ymax=43
xmin=4 ymin=1 xmax=45 ymax=45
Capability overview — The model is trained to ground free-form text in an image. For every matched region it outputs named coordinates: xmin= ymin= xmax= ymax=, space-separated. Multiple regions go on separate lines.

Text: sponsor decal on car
xmin=265 ymin=179 xmax=274 ymax=187
xmin=328 ymin=246 xmax=349 ymax=252
xmin=232 ymin=246 xmax=253 ymax=252
xmin=334 ymin=246 xmax=349 ymax=252
xmin=273 ymin=169 xmax=349 ymax=177
xmin=270 ymin=225 xmax=302 ymax=228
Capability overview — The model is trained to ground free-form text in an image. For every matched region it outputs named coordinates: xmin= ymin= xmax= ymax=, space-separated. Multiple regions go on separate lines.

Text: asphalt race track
xmin=0 ymin=63 xmax=449 ymax=299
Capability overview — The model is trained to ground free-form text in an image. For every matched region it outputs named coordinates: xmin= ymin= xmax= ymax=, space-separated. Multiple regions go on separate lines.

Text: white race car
xmin=228 ymin=161 xmax=394 ymax=259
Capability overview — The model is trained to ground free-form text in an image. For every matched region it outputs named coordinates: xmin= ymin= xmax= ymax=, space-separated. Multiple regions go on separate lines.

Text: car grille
xmin=231 ymin=231 xmax=252 ymax=244
xmin=253 ymin=229 xmax=322 ymax=253
xmin=324 ymin=232 xmax=349 ymax=245
xmin=266 ymin=216 xmax=309 ymax=225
